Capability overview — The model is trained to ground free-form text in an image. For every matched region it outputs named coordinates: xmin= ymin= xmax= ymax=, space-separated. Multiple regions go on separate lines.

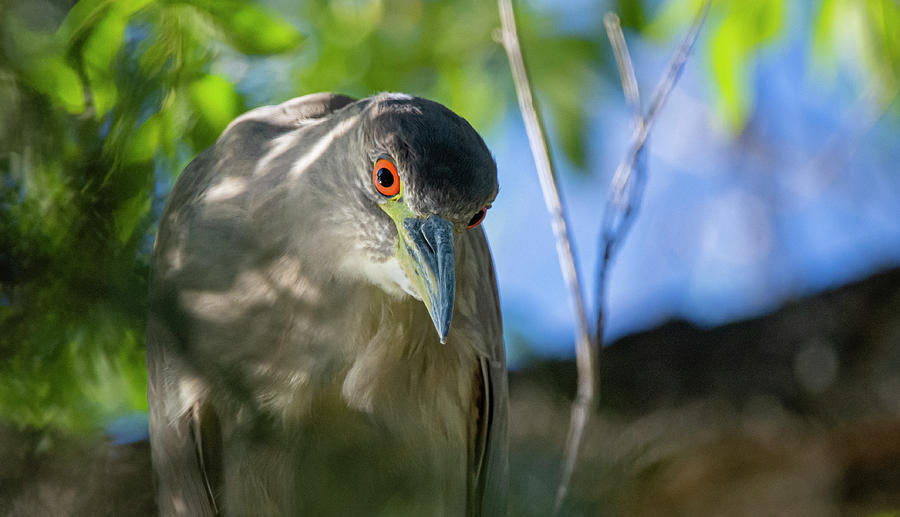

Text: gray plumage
xmin=147 ymin=93 xmax=508 ymax=516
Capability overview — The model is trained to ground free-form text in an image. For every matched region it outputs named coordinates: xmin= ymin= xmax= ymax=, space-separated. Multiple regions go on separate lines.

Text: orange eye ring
xmin=466 ymin=208 xmax=487 ymax=229
xmin=373 ymin=158 xmax=400 ymax=197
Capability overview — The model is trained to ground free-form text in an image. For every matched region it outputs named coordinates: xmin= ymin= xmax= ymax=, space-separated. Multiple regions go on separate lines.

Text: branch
xmin=596 ymin=2 xmax=710 ymax=344
xmin=593 ymin=13 xmax=644 ymax=409
xmin=495 ymin=1 xmax=596 ymax=514
xmin=604 ymin=13 xmax=642 ymax=124
xmin=592 ymin=6 xmax=710 ymax=429
xmin=606 ymin=0 xmax=710 ymax=221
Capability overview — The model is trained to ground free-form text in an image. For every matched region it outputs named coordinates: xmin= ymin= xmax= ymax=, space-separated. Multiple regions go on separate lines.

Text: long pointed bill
xmin=400 ymin=216 xmax=455 ymax=343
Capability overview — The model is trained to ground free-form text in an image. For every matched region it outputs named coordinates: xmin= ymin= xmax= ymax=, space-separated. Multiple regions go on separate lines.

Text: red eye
xmin=466 ymin=208 xmax=486 ymax=229
xmin=373 ymin=158 xmax=400 ymax=197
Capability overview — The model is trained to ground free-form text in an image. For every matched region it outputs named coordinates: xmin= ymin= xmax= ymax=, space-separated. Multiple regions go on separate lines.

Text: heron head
xmin=356 ymin=94 xmax=498 ymax=343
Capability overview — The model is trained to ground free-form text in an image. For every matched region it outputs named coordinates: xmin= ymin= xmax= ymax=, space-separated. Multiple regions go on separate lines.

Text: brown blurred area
xmin=0 ymin=427 xmax=154 ymax=516
xmin=511 ymin=267 xmax=900 ymax=516
xmin=3 ymin=268 xmax=899 ymax=516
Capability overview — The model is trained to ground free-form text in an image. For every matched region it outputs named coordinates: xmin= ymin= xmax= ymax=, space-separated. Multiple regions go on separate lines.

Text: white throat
xmin=342 ymin=254 xmax=420 ymax=300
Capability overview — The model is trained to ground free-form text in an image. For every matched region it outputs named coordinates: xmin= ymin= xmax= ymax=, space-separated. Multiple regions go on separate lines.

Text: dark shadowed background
xmin=1 ymin=0 xmax=898 ymax=514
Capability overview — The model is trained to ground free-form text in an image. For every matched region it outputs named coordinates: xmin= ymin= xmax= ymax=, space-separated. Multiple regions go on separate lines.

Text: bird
xmin=146 ymin=92 xmax=508 ymax=516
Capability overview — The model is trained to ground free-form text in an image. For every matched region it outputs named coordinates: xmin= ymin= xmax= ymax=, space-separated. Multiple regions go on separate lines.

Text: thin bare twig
xmin=604 ymin=13 xmax=641 ymax=123
xmin=594 ymin=13 xmax=644 ymax=380
xmin=596 ymin=3 xmax=710 ymax=351
xmin=607 ymin=1 xmax=710 ymax=214
xmin=495 ymin=1 xmax=595 ymax=514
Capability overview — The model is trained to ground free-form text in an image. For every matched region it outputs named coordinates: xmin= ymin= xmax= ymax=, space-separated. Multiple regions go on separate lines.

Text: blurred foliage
xmin=285 ymin=0 xmax=603 ymax=167
xmin=812 ymin=0 xmax=900 ymax=105
xmin=0 ymin=0 xmax=299 ymax=432
xmin=649 ymin=0 xmax=900 ymax=131
xmin=0 ymin=0 xmax=897 ymax=435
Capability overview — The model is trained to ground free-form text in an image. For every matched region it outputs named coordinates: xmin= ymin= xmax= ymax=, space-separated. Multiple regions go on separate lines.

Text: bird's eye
xmin=373 ymin=158 xmax=400 ymax=197
xmin=466 ymin=208 xmax=487 ymax=229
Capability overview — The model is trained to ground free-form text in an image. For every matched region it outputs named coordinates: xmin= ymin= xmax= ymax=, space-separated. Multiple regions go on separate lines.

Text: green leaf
xmin=205 ymin=3 xmax=304 ymax=55
xmin=85 ymin=69 xmax=117 ymax=118
xmin=55 ymin=0 xmax=115 ymax=44
xmin=125 ymin=113 xmax=162 ymax=164
xmin=187 ymin=74 xmax=242 ymax=141
xmin=23 ymin=56 xmax=86 ymax=114
xmin=710 ymin=15 xmax=750 ymax=132
xmin=645 ymin=0 xmax=705 ymax=41
xmin=436 ymin=60 xmax=502 ymax=134
xmin=82 ymin=10 xmax=128 ymax=71
xmin=616 ymin=0 xmax=647 ymax=30
xmin=56 ymin=0 xmax=153 ymax=43
xmin=4 ymin=19 xmax=86 ymax=114
xmin=651 ymin=0 xmax=785 ymax=133
xmin=866 ymin=0 xmax=900 ymax=103
xmin=811 ymin=0 xmax=837 ymax=63
xmin=114 ymin=192 xmax=151 ymax=244
xmin=556 ymin=105 xmax=588 ymax=170
xmin=82 ymin=10 xmax=128 ymax=117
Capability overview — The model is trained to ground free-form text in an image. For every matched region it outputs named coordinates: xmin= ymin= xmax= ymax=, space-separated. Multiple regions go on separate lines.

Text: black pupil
xmin=377 ymin=168 xmax=394 ymax=188
xmin=468 ymin=209 xmax=485 ymax=227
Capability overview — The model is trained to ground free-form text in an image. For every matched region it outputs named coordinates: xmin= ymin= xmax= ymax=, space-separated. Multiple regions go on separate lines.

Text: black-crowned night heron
xmin=147 ymin=93 xmax=508 ymax=516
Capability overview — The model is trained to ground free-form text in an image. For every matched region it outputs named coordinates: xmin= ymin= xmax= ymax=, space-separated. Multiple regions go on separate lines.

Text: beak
xmin=399 ymin=216 xmax=455 ymax=343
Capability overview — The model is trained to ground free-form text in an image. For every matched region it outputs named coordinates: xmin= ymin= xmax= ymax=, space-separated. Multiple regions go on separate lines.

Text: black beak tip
xmin=434 ymin=303 xmax=452 ymax=344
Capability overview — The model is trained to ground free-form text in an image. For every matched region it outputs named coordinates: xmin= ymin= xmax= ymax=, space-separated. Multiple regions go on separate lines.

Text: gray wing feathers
xmin=147 ymin=314 xmax=217 ymax=517
xmin=480 ymin=356 xmax=509 ymax=516
xmin=468 ymin=230 xmax=509 ymax=516
xmin=147 ymin=93 xmax=357 ymax=517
